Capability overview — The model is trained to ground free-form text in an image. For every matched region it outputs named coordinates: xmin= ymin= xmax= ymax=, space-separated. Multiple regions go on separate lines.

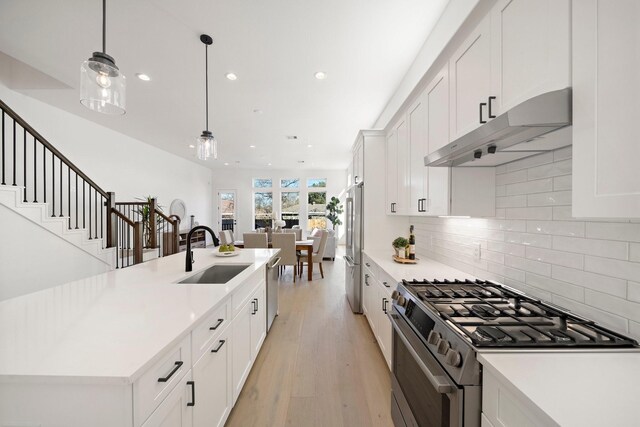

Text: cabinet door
xmin=395 ymin=118 xmax=409 ymax=215
xmin=449 ymin=15 xmax=492 ymax=141
xmin=193 ymin=332 xmax=231 ymax=427
xmin=425 ymin=66 xmax=452 ymax=216
xmin=232 ymin=300 xmax=252 ymax=403
xmin=363 ymin=271 xmax=376 ymax=334
xmin=491 ymin=0 xmax=570 ymax=114
xmin=142 ymin=370 xmax=194 ymax=427
xmin=385 ymin=129 xmax=398 ymax=215
xmin=250 ymin=284 xmax=266 ymax=360
xmin=408 ymin=93 xmax=428 ymax=215
xmin=573 ymin=0 xmax=640 ymax=217
xmin=376 ymin=284 xmax=392 ymax=370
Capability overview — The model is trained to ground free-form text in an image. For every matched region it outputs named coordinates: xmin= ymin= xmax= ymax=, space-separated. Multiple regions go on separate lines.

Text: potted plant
xmin=392 ymin=237 xmax=409 ymax=258
xmin=325 ymin=196 xmax=344 ymax=231
xmin=135 ymin=196 xmax=161 ymax=248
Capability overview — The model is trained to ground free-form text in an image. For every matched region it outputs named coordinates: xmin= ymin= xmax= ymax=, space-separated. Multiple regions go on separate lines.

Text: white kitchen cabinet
xmin=449 ymin=15 xmax=492 ymax=141
xmin=352 ymin=136 xmax=364 ymax=185
xmin=385 ymin=129 xmax=398 ymax=215
xmin=142 ymin=370 xmax=194 ymax=427
xmin=408 ymin=91 xmax=428 ymax=215
xmin=490 ymin=0 xmax=570 ymax=115
xmin=386 ymin=117 xmax=409 ymax=215
xmin=361 ymin=256 xmax=393 ymax=370
xmin=250 ymin=284 xmax=266 ymax=359
xmin=192 ymin=330 xmax=232 ymax=427
xmin=572 ymin=0 xmax=640 ymax=218
xmin=362 ymin=267 xmax=375 ymax=330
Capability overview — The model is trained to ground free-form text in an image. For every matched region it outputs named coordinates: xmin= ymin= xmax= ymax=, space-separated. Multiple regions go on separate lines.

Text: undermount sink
xmin=178 ymin=264 xmax=251 ymax=284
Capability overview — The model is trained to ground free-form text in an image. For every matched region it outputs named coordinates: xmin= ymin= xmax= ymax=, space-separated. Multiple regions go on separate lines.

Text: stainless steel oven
xmin=389 ymin=309 xmax=480 ymax=427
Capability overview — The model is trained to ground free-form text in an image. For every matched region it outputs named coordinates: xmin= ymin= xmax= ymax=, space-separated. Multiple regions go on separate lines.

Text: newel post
xmin=106 ymin=192 xmax=116 ymax=248
xmin=134 ymin=221 xmax=144 ymax=264
xmin=149 ymin=198 xmax=158 ymax=248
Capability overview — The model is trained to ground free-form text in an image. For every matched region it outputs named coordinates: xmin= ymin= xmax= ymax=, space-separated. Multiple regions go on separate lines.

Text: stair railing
xmin=0 ymin=98 xmax=115 ymax=247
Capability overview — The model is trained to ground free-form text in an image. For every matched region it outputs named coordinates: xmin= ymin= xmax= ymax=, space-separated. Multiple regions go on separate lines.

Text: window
xmin=307 ymin=191 xmax=327 ymax=229
xmin=253 ymin=178 xmax=272 ymax=188
xmin=307 ymin=178 xmax=326 ymax=188
xmin=281 ymin=191 xmax=300 ymax=227
xmin=254 ymin=192 xmax=273 ymax=229
xmin=280 ymin=179 xmax=299 ymax=188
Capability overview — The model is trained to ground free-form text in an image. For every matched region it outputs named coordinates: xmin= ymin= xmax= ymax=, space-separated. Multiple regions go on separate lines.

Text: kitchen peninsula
xmin=0 ymin=248 xmax=279 ymax=427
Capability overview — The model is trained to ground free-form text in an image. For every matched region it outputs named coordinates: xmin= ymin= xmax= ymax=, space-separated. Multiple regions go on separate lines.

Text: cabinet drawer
xmin=192 ymin=300 xmax=230 ymax=363
xmin=362 ymin=253 xmax=379 ymax=278
xmin=134 ymin=334 xmax=191 ymax=426
xmin=231 ymin=267 xmax=264 ymax=319
xmin=377 ymin=269 xmax=396 ymax=296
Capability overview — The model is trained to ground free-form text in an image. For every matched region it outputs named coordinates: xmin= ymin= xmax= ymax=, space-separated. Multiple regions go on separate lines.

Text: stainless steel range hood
xmin=425 ymin=88 xmax=572 ymax=167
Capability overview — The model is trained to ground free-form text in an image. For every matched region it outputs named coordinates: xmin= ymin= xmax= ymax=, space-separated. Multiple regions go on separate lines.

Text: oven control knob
xmin=427 ymin=331 xmax=441 ymax=346
xmin=391 ymin=290 xmax=400 ymax=300
xmin=445 ymin=349 xmax=462 ymax=367
xmin=397 ymin=295 xmax=407 ymax=307
xmin=437 ymin=339 xmax=450 ymax=355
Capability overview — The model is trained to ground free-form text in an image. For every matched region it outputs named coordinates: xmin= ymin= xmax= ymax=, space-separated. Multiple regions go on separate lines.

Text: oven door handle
xmin=388 ymin=313 xmax=455 ymax=394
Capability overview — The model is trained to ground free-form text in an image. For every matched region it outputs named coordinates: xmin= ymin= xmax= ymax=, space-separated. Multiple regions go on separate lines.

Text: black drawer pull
xmin=211 ymin=340 xmax=226 ymax=353
xmin=383 ymin=298 xmax=389 ymax=314
xmin=479 ymin=102 xmax=487 ymax=124
xmin=383 ymin=281 xmax=390 ymax=288
xmin=209 ymin=319 xmax=224 ymax=331
xmin=251 ymin=298 xmax=258 ymax=315
xmin=488 ymin=96 xmax=496 ymax=118
xmin=187 ymin=380 xmax=195 ymax=407
xmin=157 ymin=361 xmax=183 ymax=383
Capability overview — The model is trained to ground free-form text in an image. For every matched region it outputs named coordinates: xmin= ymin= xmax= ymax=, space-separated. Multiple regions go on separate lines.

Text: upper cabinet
xmin=449 ymin=0 xmax=570 ymax=141
xmin=490 ymin=0 xmax=571 ymax=114
xmin=572 ymin=0 xmax=640 ymax=217
xmin=352 ymin=136 xmax=364 ymax=185
xmin=386 ymin=118 xmax=409 ymax=215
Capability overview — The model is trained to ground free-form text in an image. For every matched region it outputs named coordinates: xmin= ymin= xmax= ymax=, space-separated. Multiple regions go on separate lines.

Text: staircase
xmin=0 ymin=98 xmax=180 ymax=272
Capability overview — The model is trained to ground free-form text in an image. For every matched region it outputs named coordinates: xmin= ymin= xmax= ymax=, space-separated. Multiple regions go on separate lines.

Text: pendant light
xmin=80 ymin=0 xmax=126 ymax=115
xmin=196 ymin=34 xmax=217 ymax=160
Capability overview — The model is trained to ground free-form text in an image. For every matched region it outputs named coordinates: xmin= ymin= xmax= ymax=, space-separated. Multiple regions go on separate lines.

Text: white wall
xmin=0 ymin=204 xmax=110 ymax=300
xmin=413 ymin=147 xmax=640 ymax=340
xmin=0 ymin=82 xmax=214 ymax=233
xmin=210 ymin=168 xmax=347 ymax=240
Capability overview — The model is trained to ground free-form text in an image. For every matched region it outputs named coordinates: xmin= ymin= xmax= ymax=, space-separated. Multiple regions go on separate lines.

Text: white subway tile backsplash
xmin=505 ymin=207 xmax=553 ymax=220
xmin=505 ymin=178 xmax=553 ymax=196
xmin=505 ymin=255 xmax=551 ymax=276
xmin=526 ymin=246 xmax=584 ymax=269
xmin=584 ymin=256 xmax=640 ymax=282
xmin=551 ymin=266 xmax=628 ymax=298
xmin=526 ymin=220 xmax=585 ymax=237
xmin=527 ymin=159 xmax=572 ymax=180
xmin=527 ymin=190 xmax=572 ymax=207
xmin=552 ymin=236 xmax=628 ymax=260
xmin=526 ymin=273 xmax=585 ymax=301
xmin=412 ymin=149 xmax=640 ymax=338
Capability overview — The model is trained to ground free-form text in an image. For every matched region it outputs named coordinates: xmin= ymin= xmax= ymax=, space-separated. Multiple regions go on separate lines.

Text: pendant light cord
xmin=102 ymin=0 xmax=106 ymax=54
xmin=205 ymin=43 xmax=209 ymax=132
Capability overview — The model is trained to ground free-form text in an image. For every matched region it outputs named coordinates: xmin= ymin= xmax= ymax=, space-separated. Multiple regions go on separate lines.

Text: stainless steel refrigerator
xmin=344 ymin=182 xmax=363 ymax=313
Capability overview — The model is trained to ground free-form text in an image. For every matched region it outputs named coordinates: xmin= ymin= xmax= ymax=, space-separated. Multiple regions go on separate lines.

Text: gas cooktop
xmin=400 ymin=278 xmax=638 ymax=349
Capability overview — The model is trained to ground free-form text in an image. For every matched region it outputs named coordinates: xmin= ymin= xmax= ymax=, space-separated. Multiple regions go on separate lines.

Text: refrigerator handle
xmin=343 ymin=255 xmax=355 ymax=267
xmin=345 ymin=197 xmax=353 ymax=248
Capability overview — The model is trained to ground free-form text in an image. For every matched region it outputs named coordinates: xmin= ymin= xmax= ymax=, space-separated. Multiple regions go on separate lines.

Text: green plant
xmin=325 ymin=196 xmax=344 ymax=228
xmin=392 ymin=236 xmax=409 ymax=249
xmin=134 ymin=196 xmax=162 ymax=247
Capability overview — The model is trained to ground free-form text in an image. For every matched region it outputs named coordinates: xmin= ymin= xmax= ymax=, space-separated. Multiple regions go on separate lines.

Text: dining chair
xmin=284 ymin=228 xmax=302 ymax=240
xmin=271 ymin=233 xmax=297 ymax=282
xmin=243 ymin=232 xmax=268 ymax=248
xmin=298 ymin=229 xmax=328 ymax=279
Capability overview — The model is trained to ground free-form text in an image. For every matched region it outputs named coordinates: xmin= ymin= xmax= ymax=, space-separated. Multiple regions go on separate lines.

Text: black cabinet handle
xmin=157 ymin=361 xmax=183 ymax=383
xmin=354 ymin=175 xmax=359 ymax=184
xmin=251 ymin=298 xmax=258 ymax=315
xmin=365 ymin=274 xmax=370 ymax=286
xmin=382 ymin=298 xmax=389 ymax=314
xmin=187 ymin=380 xmax=195 ymax=407
xmin=209 ymin=319 xmax=224 ymax=331
xmin=488 ymin=96 xmax=496 ymax=118
xmin=211 ymin=339 xmax=226 ymax=353
xmin=365 ymin=262 xmax=371 ymax=267
xmin=479 ymin=103 xmax=487 ymax=124
xmin=383 ymin=281 xmax=390 ymax=288
xmin=391 ymin=203 xmax=396 ymax=213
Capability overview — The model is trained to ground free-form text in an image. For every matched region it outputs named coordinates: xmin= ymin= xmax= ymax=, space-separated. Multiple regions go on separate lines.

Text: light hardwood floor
xmin=226 ymin=247 xmax=394 ymax=427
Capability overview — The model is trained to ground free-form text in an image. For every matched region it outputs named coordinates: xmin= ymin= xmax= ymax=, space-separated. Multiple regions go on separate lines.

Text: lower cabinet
xmin=142 ymin=370 xmax=194 ymax=427
xmin=362 ymin=257 xmax=393 ymax=369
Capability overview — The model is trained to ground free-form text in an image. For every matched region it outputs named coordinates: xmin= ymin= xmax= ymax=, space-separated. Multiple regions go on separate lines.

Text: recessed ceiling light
xmin=249 ymin=145 xmax=256 ymax=148
xmin=225 ymin=73 xmax=237 ymax=81
xmin=188 ymin=144 xmax=195 ymax=148
xmin=224 ymin=162 xmax=229 ymax=166
xmin=267 ymin=163 xmax=272 ymax=166
xmin=307 ymin=144 xmax=312 ymax=148
xmin=136 ymin=73 xmax=151 ymax=81
xmin=314 ymin=71 xmax=326 ymax=80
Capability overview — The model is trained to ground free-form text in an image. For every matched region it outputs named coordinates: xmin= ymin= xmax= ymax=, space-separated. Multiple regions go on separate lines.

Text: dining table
xmin=233 ymin=239 xmax=315 ymax=281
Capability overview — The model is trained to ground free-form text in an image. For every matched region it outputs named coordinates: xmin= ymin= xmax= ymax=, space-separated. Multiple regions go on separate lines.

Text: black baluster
xmin=12 ymin=120 xmax=16 ymax=186
xmin=116 ymin=217 xmax=119 ymax=269
xmin=88 ymin=185 xmax=92 ymax=239
xmin=23 ymin=128 xmax=27 ymax=202
xmin=100 ymin=195 xmax=104 ymax=240
xmin=1 ymin=111 xmax=5 ymax=185
xmin=94 ymin=189 xmax=98 ymax=239
xmin=43 ymin=147 xmax=46 ymax=203
xmin=68 ymin=167 xmax=71 ymax=228
xmin=59 ymin=158 xmax=63 ymax=217
xmin=127 ymin=216 xmax=130 ymax=267
xmin=51 ymin=153 xmax=55 ymax=217
xmin=33 ymin=136 xmax=37 ymax=202
xmin=75 ymin=173 xmax=79 ymax=229
xmin=82 ymin=178 xmax=85 ymax=229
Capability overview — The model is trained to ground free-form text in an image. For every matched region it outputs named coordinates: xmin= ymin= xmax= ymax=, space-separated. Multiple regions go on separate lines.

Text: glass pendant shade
xmin=196 ymin=130 xmax=217 ymax=160
xmin=80 ymin=52 xmax=126 ymax=115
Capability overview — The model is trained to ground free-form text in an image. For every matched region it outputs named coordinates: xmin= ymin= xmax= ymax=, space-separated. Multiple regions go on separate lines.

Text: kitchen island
xmin=0 ymin=247 xmax=279 ymax=427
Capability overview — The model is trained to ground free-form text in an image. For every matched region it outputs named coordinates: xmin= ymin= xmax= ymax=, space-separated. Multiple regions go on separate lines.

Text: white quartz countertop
xmin=479 ymin=351 xmax=640 ymax=427
xmin=364 ymin=249 xmax=476 ymax=282
xmin=0 ymin=248 xmax=279 ymax=384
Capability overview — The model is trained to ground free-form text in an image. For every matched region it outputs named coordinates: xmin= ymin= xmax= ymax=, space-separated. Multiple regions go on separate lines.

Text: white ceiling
xmin=0 ymin=0 xmax=448 ymax=170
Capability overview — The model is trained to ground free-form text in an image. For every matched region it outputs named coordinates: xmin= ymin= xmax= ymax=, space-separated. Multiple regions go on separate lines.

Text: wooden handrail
xmin=0 ymin=98 xmax=108 ymax=198
xmin=110 ymin=208 xmax=136 ymax=227
xmin=115 ymin=202 xmax=148 ymax=206
xmin=156 ymin=209 xmax=176 ymax=224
